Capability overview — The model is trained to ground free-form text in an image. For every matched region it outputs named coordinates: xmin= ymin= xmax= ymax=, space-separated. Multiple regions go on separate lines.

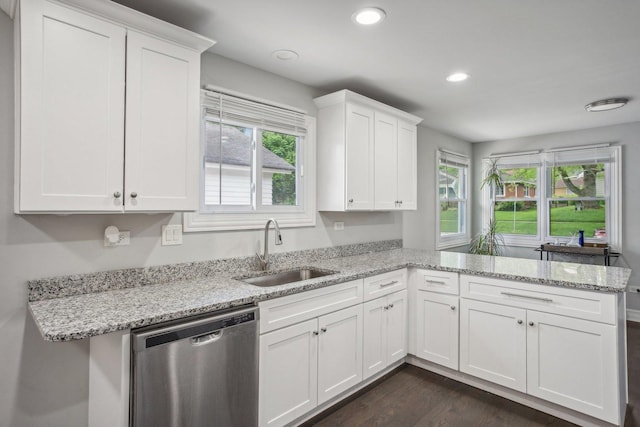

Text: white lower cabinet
xmin=415 ymin=291 xmax=459 ymax=370
xmin=363 ymin=290 xmax=408 ymax=380
xmin=460 ymin=298 xmax=620 ymax=423
xmin=259 ymin=305 xmax=363 ymax=426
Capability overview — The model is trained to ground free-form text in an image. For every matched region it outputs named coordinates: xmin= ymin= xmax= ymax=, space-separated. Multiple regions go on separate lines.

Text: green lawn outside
xmin=440 ymin=207 xmax=460 ymax=233
xmin=493 ymin=205 xmax=604 ymax=237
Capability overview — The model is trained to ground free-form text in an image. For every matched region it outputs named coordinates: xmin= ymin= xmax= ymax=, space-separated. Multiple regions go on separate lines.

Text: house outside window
xmin=436 ymin=150 xmax=470 ymax=249
xmin=184 ymin=88 xmax=316 ymax=231
xmin=481 ymin=145 xmax=621 ymax=250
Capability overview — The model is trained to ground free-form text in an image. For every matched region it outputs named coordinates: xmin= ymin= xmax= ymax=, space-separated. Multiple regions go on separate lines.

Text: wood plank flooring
xmin=307 ymin=321 xmax=640 ymax=427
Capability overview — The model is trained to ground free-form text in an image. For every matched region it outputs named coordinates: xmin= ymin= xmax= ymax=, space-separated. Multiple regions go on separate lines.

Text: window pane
xmin=550 ymin=163 xmax=605 ymax=199
xmin=494 ymin=201 xmax=537 ymax=235
xmin=261 ymin=131 xmax=298 ymax=206
xmin=549 ymin=200 xmax=606 ymax=238
xmin=440 ymin=201 xmax=465 ymax=234
xmin=495 ymin=167 xmax=537 ymax=200
xmin=439 ymin=164 xmax=466 ymax=199
xmin=204 ymin=121 xmax=253 ymax=206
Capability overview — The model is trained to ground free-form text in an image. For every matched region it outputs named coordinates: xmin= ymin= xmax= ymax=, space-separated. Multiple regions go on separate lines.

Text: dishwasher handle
xmin=190 ymin=330 xmax=223 ymax=346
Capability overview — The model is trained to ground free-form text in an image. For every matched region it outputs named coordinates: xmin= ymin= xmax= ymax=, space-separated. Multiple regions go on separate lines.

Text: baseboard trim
xmin=627 ymin=309 xmax=640 ymax=323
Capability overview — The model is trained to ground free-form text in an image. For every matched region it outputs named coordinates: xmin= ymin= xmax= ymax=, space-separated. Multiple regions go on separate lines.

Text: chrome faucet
xmin=257 ymin=218 xmax=283 ymax=270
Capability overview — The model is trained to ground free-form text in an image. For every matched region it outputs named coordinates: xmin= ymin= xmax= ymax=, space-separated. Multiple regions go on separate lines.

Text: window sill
xmin=183 ymin=210 xmax=316 ymax=232
xmin=437 ymin=236 xmax=470 ymax=250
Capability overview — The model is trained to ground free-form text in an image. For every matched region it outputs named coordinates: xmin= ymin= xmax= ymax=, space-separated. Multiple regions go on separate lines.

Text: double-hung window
xmin=184 ymin=88 xmax=316 ymax=231
xmin=481 ymin=144 xmax=621 ymax=250
xmin=436 ymin=150 xmax=470 ymax=249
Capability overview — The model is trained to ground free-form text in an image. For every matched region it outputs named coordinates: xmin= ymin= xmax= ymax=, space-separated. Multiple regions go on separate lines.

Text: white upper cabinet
xmin=14 ymin=0 xmax=214 ymax=213
xmin=314 ymin=90 xmax=422 ymax=212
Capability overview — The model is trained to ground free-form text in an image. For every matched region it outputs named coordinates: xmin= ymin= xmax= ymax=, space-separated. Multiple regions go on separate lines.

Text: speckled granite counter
xmin=28 ymin=245 xmax=632 ymax=342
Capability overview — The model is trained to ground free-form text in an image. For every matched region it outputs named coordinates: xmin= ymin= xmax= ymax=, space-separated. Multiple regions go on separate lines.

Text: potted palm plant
xmin=469 ymin=158 xmax=504 ymax=256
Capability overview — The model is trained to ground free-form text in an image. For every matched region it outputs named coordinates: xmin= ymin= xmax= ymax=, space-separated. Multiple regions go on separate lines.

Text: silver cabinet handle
xmin=379 ymin=280 xmax=399 ymax=288
xmin=529 ymin=321 xmax=535 ymax=326
xmin=517 ymin=319 xmax=523 ymax=324
xmin=500 ymin=292 xmax=553 ymax=303
xmin=320 ymin=327 xmax=327 ymax=333
xmin=450 ymin=305 xmax=456 ymax=310
xmin=130 ymin=192 xmax=138 ymax=199
xmin=425 ymin=279 xmax=447 ymax=285
xmin=113 ymin=191 xmax=121 ymax=198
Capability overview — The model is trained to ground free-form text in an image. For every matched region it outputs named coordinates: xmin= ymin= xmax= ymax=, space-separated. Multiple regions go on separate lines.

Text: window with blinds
xmin=480 ymin=144 xmax=621 ymax=250
xmin=183 ymin=88 xmax=316 ymax=232
xmin=437 ymin=150 xmax=470 ymax=249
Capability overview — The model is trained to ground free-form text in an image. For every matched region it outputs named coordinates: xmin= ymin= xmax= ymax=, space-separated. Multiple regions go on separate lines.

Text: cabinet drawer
xmin=259 ymin=280 xmax=363 ymax=334
xmin=460 ymin=275 xmax=616 ymax=324
xmin=363 ymin=269 xmax=407 ymax=301
xmin=414 ymin=269 xmax=459 ymax=295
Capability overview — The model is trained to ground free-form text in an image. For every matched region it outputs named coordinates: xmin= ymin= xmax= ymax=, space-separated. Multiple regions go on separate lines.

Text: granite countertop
xmin=28 ymin=247 xmax=632 ymax=342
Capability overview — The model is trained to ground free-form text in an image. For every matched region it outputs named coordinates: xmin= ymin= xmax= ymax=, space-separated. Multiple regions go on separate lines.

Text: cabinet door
xmin=345 ymin=103 xmax=374 ymax=210
xmin=317 ymin=305 xmax=363 ymax=405
xmin=259 ymin=319 xmax=318 ymax=427
xmin=526 ymin=311 xmax=619 ymax=424
xmin=124 ymin=31 xmax=200 ymax=211
xmin=416 ymin=291 xmax=459 ymax=370
xmin=460 ymin=299 xmax=527 ymax=392
xmin=19 ymin=0 xmax=126 ymax=212
xmin=373 ymin=112 xmax=398 ymax=210
xmin=363 ymin=297 xmax=387 ymax=380
xmin=396 ymin=120 xmax=417 ymax=210
xmin=386 ymin=290 xmax=408 ymax=364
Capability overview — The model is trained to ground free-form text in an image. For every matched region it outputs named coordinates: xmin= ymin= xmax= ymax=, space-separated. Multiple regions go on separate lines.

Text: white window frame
xmin=184 ymin=88 xmax=316 ymax=232
xmin=436 ymin=149 xmax=470 ymax=249
xmin=481 ymin=144 xmax=621 ymax=251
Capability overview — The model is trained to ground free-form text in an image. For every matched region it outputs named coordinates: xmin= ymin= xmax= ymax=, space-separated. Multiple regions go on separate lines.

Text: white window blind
xmin=202 ymin=90 xmax=307 ymax=136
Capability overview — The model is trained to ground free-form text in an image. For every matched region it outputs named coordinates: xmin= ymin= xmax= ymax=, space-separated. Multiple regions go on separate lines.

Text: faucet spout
xmin=257 ymin=218 xmax=282 ymax=270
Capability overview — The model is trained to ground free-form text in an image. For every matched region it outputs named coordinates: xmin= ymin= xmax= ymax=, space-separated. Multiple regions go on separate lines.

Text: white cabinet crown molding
xmin=39 ymin=0 xmax=215 ymax=52
xmin=313 ymin=89 xmax=423 ymax=125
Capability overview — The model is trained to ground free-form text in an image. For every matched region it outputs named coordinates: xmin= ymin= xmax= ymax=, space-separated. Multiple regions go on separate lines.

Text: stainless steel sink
xmin=238 ymin=268 xmax=337 ymax=287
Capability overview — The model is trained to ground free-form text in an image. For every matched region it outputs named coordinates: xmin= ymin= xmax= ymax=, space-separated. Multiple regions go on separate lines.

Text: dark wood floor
xmin=308 ymin=321 xmax=640 ymax=427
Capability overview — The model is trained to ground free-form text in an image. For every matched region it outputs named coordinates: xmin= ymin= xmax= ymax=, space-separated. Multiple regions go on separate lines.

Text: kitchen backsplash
xmin=28 ymin=239 xmax=402 ymax=302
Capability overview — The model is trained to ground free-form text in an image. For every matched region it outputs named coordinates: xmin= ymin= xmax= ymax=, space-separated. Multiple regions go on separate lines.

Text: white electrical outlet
xmin=162 ymin=225 xmax=183 ymax=246
xmin=104 ymin=231 xmax=130 ymax=247
xmin=334 ymin=221 xmax=345 ymax=231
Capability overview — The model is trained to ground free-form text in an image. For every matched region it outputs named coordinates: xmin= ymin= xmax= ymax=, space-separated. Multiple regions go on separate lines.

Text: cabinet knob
xmin=389 ymin=303 xmax=394 ymax=309
xmin=528 ymin=321 xmax=534 ymax=326
xmin=517 ymin=319 xmax=523 ymax=324
xmin=113 ymin=191 xmax=121 ymax=198
xmin=399 ymin=200 xmax=403 ymax=205
xmin=384 ymin=305 xmax=389 ymax=310
xmin=450 ymin=305 xmax=456 ymax=310
xmin=130 ymin=192 xmax=138 ymax=199
xmin=313 ymin=331 xmax=319 ymax=336
xmin=348 ymin=198 xmax=354 ymax=203
xmin=320 ymin=327 xmax=327 ymax=333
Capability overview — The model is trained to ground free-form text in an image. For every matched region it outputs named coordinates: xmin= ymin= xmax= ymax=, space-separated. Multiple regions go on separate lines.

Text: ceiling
xmin=111 ymin=0 xmax=640 ymax=142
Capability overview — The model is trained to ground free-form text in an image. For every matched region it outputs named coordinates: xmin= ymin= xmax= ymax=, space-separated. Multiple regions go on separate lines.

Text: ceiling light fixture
xmin=446 ymin=72 xmax=470 ymax=83
xmin=352 ymin=7 xmax=386 ymax=25
xmin=271 ymin=49 xmax=299 ymax=61
xmin=585 ymin=98 xmax=629 ymax=112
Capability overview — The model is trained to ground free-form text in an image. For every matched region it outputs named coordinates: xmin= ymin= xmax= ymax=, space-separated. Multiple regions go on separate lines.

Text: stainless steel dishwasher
xmin=130 ymin=305 xmax=258 ymax=427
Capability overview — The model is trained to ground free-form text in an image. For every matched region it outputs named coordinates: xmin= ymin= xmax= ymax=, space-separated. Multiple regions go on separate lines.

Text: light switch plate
xmin=334 ymin=221 xmax=345 ymax=231
xmin=162 ymin=225 xmax=183 ymax=246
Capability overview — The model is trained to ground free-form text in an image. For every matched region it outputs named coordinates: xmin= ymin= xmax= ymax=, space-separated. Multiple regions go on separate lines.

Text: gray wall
xmin=471 ymin=122 xmax=640 ymax=308
xmin=0 ymin=14 xmax=402 ymax=426
xmin=403 ymin=126 xmax=472 ymax=251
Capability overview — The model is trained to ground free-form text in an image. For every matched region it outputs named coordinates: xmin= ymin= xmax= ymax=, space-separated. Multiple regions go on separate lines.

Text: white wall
xmin=471 ymin=122 xmax=640 ymax=309
xmin=403 ymin=126 xmax=472 ymax=251
xmin=0 ymin=14 xmax=402 ymax=426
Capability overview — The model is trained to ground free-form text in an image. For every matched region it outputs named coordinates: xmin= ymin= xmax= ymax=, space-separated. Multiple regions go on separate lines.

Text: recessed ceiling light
xmin=585 ymin=98 xmax=629 ymax=112
xmin=272 ymin=49 xmax=299 ymax=61
xmin=446 ymin=72 xmax=470 ymax=83
xmin=352 ymin=7 xmax=386 ymax=25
